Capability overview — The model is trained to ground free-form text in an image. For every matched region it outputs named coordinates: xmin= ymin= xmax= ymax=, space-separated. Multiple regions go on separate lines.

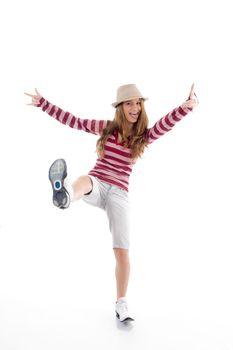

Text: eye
xmin=124 ymin=101 xmax=131 ymax=106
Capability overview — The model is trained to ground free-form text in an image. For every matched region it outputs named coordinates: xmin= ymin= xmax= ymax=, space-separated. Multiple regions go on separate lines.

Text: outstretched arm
xmin=146 ymin=83 xmax=199 ymax=144
xmin=24 ymin=89 xmax=108 ymax=135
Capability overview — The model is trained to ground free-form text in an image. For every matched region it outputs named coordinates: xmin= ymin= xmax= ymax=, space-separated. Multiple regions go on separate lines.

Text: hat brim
xmin=111 ymin=97 xmax=148 ymax=108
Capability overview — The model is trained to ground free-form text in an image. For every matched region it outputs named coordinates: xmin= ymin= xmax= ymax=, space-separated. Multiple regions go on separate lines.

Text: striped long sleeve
xmin=37 ymin=97 xmax=108 ymax=135
xmin=37 ymin=97 xmax=193 ymax=191
xmin=146 ymin=105 xmax=192 ymax=143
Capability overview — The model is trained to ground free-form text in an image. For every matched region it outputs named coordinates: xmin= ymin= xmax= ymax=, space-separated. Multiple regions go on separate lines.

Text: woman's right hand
xmin=181 ymin=83 xmax=199 ymax=110
xmin=24 ymin=88 xmax=42 ymax=106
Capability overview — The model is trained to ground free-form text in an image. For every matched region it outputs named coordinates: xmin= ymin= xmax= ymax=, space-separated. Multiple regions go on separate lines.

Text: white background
xmin=0 ymin=0 xmax=233 ymax=349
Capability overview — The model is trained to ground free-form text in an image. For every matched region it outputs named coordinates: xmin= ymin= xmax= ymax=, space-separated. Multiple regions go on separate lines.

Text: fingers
xmin=24 ymin=89 xmax=41 ymax=106
xmin=24 ymin=88 xmax=41 ymax=98
xmin=25 ymin=88 xmax=41 ymax=106
xmin=187 ymin=83 xmax=199 ymax=108
xmin=24 ymin=92 xmax=35 ymax=97
xmin=189 ymin=83 xmax=195 ymax=99
xmin=35 ymin=88 xmax=41 ymax=96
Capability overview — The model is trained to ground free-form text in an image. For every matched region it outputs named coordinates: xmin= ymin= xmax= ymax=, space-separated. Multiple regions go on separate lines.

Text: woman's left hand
xmin=182 ymin=83 xmax=199 ymax=109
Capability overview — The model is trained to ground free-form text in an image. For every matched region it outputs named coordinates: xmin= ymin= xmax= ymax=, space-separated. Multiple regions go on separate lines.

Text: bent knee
xmin=77 ymin=175 xmax=91 ymax=183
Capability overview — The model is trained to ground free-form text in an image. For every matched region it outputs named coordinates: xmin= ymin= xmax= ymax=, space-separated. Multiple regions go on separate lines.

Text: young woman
xmin=25 ymin=83 xmax=198 ymax=322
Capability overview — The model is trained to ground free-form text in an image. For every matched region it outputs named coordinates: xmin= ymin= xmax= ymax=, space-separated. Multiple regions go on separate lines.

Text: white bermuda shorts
xmin=82 ymin=176 xmax=130 ymax=249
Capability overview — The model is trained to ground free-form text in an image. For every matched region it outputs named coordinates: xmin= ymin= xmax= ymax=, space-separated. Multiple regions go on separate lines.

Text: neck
xmin=124 ymin=121 xmax=133 ymax=136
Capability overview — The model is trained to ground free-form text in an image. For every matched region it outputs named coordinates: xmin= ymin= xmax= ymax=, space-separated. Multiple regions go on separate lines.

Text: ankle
xmin=117 ymin=296 xmax=127 ymax=303
xmin=64 ymin=180 xmax=74 ymax=202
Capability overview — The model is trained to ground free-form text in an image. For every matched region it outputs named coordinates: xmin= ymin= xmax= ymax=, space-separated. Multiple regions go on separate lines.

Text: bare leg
xmin=72 ymin=175 xmax=93 ymax=201
xmin=114 ymin=248 xmax=130 ymax=300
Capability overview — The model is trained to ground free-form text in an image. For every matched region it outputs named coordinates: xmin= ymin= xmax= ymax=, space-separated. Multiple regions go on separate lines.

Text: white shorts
xmin=82 ymin=176 xmax=130 ymax=249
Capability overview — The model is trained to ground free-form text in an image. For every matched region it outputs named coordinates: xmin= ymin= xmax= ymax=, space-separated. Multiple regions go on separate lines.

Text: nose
xmin=131 ymin=102 xmax=139 ymax=111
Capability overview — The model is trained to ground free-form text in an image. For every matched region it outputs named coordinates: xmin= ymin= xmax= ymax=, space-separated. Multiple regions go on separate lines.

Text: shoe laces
xmin=118 ymin=301 xmax=128 ymax=314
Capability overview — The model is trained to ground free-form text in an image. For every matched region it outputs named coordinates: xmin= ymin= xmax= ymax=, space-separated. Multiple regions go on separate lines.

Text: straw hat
xmin=112 ymin=84 xmax=148 ymax=108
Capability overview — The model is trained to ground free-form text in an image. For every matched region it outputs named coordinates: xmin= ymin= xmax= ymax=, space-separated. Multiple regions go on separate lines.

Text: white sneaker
xmin=115 ymin=297 xmax=134 ymax=322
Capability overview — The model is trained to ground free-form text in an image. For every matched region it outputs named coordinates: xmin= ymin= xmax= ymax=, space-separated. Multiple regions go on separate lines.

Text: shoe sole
xmin=48 ymin=158 xmax=70 ymax=209
xmin=116 ymin=311 xmax=134 ymax=322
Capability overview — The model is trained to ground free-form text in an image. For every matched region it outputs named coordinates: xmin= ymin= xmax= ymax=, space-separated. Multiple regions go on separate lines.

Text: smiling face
xmin=122 ymin=98 xmax=142 ymax=124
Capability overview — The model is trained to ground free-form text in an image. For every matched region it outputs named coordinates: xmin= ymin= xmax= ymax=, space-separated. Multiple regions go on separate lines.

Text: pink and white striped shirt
xmin=37 ymin=97 xmax=192 ymax=191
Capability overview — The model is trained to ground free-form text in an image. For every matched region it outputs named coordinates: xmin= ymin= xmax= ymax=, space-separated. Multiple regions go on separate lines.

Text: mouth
xmin=129 ymin=113 xmax=139 ymax=121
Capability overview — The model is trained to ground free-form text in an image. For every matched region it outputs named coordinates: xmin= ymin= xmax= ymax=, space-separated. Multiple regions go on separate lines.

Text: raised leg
xmin=72 ymin=175 xmax=93 ymax=201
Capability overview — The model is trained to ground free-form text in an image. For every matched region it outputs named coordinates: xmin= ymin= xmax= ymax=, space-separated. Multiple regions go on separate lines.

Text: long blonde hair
xmin=96 ymin=100 xmax=149 ymax=160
